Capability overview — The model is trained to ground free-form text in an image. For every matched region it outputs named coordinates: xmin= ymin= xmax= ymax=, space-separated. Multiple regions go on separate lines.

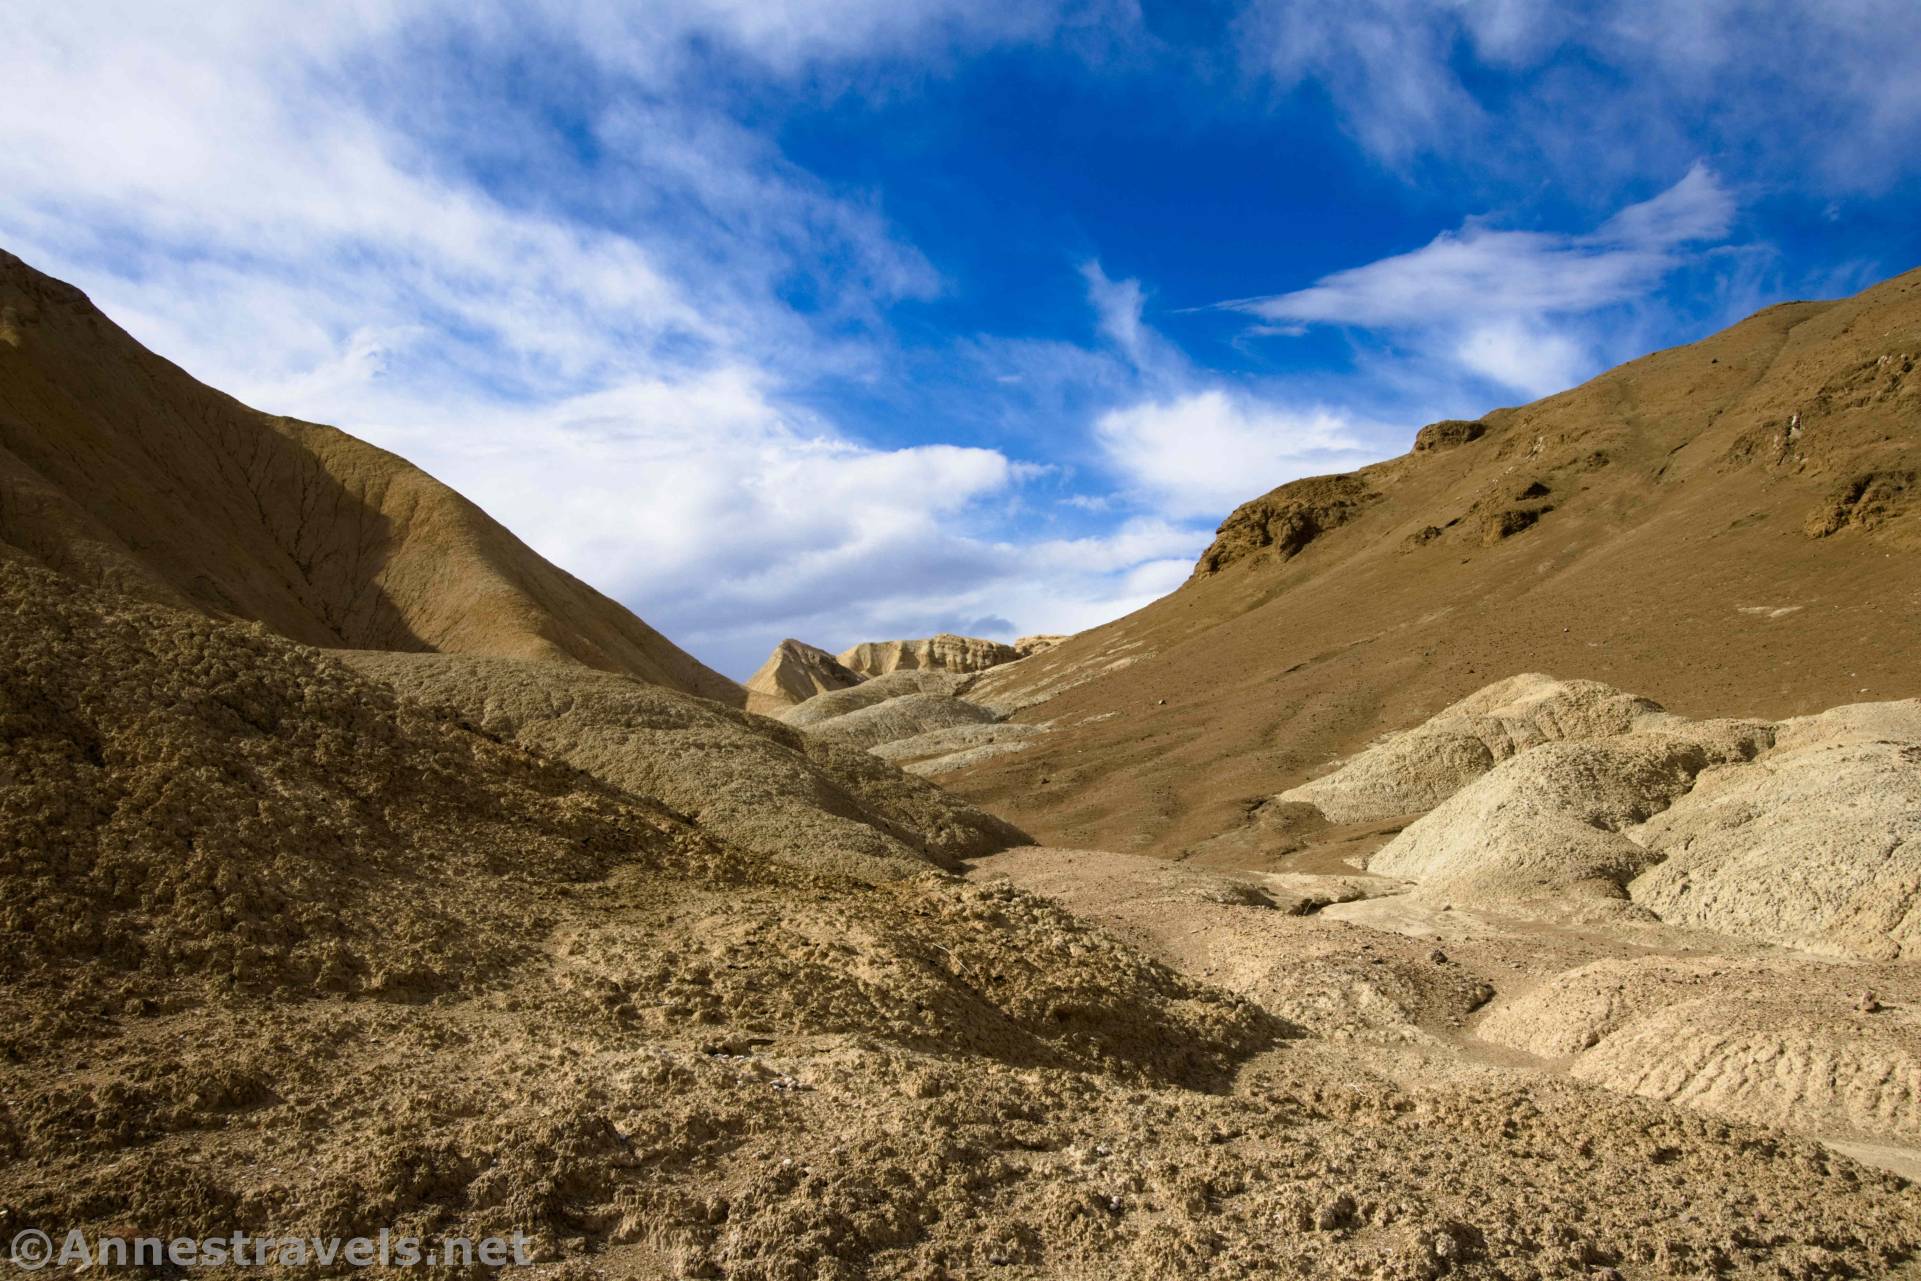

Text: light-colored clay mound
xmin=773 ymin=663 xmax=1019 ymax=760
xmin=800 ymin=690 xmax=1003 ymax=752
xmin=742 ymin=636 xmax=866 ymax=715
xmin=1328 ymin=675 xmax=1919 ymax=955
xmin=345 ymin=650 xmax=1022 ymax=880
xmin=1628 ymin=701 xmax=1921 ymax=960
xmin=837 ymin=631 xmax=1019 ymax=677
xmin=0 ymin=249 xmax=742 ymax=704
xmin=1574 ymin=998 xmax=1921 ymax=1144
xmin=1368 ymin=725 xmax=1770 ymax=909
xmin=1480 ymin=957 xmax=1921 ymax=1143
xmin=1280 ymin=674 xmax=1666 ymax=822
xmin=777 ymin=667 xmax=972 ymax=726
xmin=872 ymin=720 xmax=1055 ymax=774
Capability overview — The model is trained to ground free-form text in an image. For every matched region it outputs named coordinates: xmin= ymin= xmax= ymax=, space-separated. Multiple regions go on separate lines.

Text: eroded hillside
xmin=947 ymin=270 xmax=1921 ymax=854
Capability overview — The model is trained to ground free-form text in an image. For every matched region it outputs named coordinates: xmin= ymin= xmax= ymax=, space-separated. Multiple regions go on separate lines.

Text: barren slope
xmin=950 ymin=269 xmax=1921 ymax=855
xmin=344 ymin=650 xmax=1021 ymax=882
xmin=0 ymin=249 xmax=742 ymax=705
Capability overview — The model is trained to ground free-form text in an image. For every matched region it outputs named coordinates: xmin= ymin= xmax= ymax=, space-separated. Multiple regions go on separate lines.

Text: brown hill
xmin=743 ymin=637 xmax=866 ymax=714
xmin=952 ymin=268 xmax=1921 ymax=856
xmin=0 ymin=249 xmax=743 ymax=705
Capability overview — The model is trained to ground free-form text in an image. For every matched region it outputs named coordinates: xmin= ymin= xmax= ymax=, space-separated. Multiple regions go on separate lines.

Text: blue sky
xmin=5 ymin=2 xmax=1920 ymax=677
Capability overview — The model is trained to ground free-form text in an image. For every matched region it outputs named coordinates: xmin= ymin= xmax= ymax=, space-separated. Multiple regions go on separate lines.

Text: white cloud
xmin=1235 ymin=0 xmax=1921 ymax=194
xmin=1093 ymin=390 xmax=1377 ymax=517
xmin=1216 ymin=165 xmax=1735 ymax=397
xmin=1081 ymin=261 xmax=1150 ymax=364
xmin=1026 ymin=518 xmax=1208 ymax=573
xmin=1226 ymin=165 xmax=1729 ymax=330
xmin=1235 ymin=0 xmax=1483 ymax=168
xmin=1452 ymin=320 xmax=1591 ymax=398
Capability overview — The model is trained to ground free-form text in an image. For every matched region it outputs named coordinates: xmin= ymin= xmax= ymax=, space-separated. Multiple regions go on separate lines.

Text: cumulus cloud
xmin=1093 ymin=390 xmax=1377 ymax=517
xmin=1064 ymin=263 xmax=1388 ymax=523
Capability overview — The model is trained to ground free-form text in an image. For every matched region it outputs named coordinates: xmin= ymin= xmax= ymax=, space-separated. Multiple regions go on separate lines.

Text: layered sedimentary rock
xmin=838 ymin=632 xmax=1020 ymax=677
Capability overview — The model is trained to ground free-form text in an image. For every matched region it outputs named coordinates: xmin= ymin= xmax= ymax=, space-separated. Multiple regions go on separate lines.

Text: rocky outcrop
xmin=1191 ymin=473 xmax=1379 ymax=576
xmin=1804 ymin=469 xmax=1915 ymax=538
xmin=837 ymin=632 xmax=1019 ymax=677
xmin=744 ymin=638 xmax=866 ymax=715
xmin=1412 ymin=418 xmax=1487 ymax=452
xmin=1014 ymin=634 xmax=1068 ymax=657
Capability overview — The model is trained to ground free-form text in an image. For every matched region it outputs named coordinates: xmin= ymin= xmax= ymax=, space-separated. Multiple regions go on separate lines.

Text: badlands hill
xmin=0 ymin=249 xmax=743 ymax=705
xmin=950 ymin=268 xmax=1921 ymax=855
xmin=742 ymin=638 xmax=866 ymax=714
xmin=745 ymin=631 xmax=1035 ymax=714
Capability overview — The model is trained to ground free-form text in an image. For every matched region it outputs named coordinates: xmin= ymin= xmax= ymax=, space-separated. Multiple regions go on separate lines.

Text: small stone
xmin=1860 ymin=991 xmax=1884 ymax=1014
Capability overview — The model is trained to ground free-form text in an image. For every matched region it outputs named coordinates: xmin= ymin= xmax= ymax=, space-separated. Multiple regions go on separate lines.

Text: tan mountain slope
xmin=951 ymin=268 xmax=1921 ymax=855
xmin=0 ymin=249 xmax=743 ymax=705
xmin=742 ymin=637 xmax=866 ymax=714
xmin=9 ymin=557 xmax=1917 ymax=1276
xmin=838 ymin=631 xmax=1019 ymax=677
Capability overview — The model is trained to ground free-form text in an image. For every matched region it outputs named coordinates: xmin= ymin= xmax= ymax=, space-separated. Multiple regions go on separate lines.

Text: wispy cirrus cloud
xmin=1235 ymin=0 xmax=1921 ymax=194
xmin=1227 ymin=165 xmax=1732 ymax=328
xmin=1215 ymin=165 xmax=1738 ymax=396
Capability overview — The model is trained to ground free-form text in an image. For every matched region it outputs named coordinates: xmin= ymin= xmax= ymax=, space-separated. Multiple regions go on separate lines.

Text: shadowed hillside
xmin=0 ymin=250 xmax=743 ymax=705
